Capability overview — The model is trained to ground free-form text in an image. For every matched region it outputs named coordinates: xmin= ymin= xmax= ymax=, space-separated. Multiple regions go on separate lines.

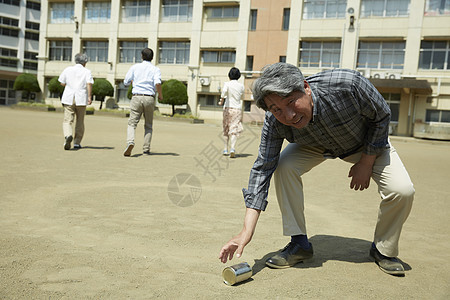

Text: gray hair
xmin=252 ymin=62 xmax=306 ymax=111
xmin=75 ymin=53 xmax=88 ymax=65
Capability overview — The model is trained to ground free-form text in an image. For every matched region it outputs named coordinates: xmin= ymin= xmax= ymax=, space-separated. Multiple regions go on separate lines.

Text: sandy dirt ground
xmin=0 ymin=107 xmax=449 ymax=299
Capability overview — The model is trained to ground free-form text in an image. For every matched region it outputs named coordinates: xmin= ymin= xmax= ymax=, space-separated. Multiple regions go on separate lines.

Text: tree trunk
xmin=172 ymin=104 xmax=175 ymax=116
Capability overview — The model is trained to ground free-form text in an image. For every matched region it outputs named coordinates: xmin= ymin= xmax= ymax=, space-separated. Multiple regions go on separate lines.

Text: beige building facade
xmin=37 ymin=0 xmax=450 ymax=139
xmin=0 ymin=0 xmax=40 ymax=105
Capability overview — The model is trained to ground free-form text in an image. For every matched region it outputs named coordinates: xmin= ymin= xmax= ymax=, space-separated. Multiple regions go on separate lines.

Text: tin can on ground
xmin=222 ymin=262 xmax=252 ymax=286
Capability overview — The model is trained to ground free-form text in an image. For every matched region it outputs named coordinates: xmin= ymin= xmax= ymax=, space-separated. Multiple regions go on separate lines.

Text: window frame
xmin=50 ymin=2 xmax=75 ymax=24
xmin=205 ymin=5 xmax=240 ymax=19
xmin=121 ymin=0 xmax=151 ymax=23
xmin=201 ymin=50 xmax=236 ymax=64
xmin=419 ymin=40 xmax=450 ymax=70
xmin=83 ymin=40 xmax=109 ymax=63
xmin=26 ymin=0 xmax=41 ymax=11
xmin=49 ymin=40 xmax=73 ymax=61
xmin=161 ymin=0 xmax=193 ymax=22
xmin=119 ymin=41 xmax=148 ymax=63
xmin=299 ymin=40 xmax=342 ymax=68
xmin=282 ymin=8 xmax=290 ymax=30
xmin=302 ymin=0 xmax=347 ymax=19
xmin=360 ymin=0 xmax=410 ymax=18
xmin=84 ymin=1 xmax=111 ymax=23
xmin=425 ymin=109 xmax=450 ymax=123
xmin=357 ymin=41 xmax=406 ymax=70
xmin=249 ymin=9 xmax=257 ymax=31
xmin=158 ymin=41 xmax=190 ymax=65
xmin=424 ymin=0 xmax=450 ymax=16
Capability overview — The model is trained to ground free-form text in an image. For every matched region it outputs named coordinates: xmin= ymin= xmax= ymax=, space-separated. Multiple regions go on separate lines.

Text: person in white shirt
xmin=123 ymin=48 xmax=163 ymax=157
xmin=58 ymin=53 xmax=94 ymax=150
xmin=219 ymin=67 xmax=245 ymax=158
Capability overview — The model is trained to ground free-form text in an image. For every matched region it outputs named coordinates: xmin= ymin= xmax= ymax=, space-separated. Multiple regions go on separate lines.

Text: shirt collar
xmin=310 ymin=87 xmax=319 ymax=124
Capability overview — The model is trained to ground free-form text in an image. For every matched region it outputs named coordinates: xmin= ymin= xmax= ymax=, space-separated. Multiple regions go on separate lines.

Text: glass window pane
xmin=426 ymin=110 xmax=440 ymax=122
xmin=441 ymin=110 xmax=450 ymax=123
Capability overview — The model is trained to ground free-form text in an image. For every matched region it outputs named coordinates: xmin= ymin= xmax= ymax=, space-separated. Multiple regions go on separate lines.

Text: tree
xmin=47 ymin=77 xmax=65 ymax=99
xmin=92 ymin=78 xmax=114 ymax=109
xmin=160 ymin=79 xmax=188 ymax=116
xmin=13 ymin=73 xmax=41 ymax=102
xmin=127 ymin=84 xmax=133 ymax=100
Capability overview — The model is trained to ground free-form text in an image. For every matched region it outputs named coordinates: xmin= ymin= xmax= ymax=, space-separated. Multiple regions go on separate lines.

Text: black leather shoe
xmin=266 ymin=242 xmax=313 ymax=269
xmin=369 ymin=246 xmax=405 ymax=276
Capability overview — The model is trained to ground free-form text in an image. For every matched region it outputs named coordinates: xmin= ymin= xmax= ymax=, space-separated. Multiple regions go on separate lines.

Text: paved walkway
xmin=0 ymin=107 xmax=449 ymax=299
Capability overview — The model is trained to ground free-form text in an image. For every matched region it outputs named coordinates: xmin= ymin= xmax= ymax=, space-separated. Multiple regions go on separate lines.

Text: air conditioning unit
xmin=199 ymin=77 xmax=210 ymax=86
xmin=386 ymin=73 xmax=401 ymax=80
xmin=371 ymin=71 xmax=386 ymax=79
xmin=357 ymin=69 xmax=371 ymax=78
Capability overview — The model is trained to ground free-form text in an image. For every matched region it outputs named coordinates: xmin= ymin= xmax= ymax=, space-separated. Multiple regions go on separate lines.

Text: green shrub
xmin=160 ymin=79 xmax=188 ymax=116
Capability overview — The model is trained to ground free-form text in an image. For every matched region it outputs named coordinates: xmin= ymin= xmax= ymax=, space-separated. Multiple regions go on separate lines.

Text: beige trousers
xmin=127 ymin=95 xmax=155 ymax=152
xmin=63 ymin=102 xmax=86 ymax=145
xmin=273 ymin=141 xmax=414 ymax=257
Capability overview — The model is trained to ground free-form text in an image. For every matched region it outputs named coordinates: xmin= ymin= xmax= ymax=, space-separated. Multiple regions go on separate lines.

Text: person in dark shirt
xmin=219 ymin=63 xmax=414 ymax=276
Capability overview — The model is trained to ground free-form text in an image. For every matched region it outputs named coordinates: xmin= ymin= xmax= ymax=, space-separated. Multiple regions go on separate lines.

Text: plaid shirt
xmin=243 ymin=69 xmax=391 ymax=211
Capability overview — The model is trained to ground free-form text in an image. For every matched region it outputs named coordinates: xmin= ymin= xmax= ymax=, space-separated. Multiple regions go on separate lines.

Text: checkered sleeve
xmin=352 ymin=73 xmax=391 ymax=155
xmin=242 ymin=113 xmax=284 ymax=211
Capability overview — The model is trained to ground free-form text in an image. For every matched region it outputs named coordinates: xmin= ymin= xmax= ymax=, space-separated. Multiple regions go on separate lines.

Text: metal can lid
xmin=222 ymin=267 xmax=236 ymax=286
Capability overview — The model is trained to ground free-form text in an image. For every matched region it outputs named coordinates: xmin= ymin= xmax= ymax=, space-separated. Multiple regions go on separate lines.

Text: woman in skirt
xmin=219 ymin=67 xmax=245 ymax=158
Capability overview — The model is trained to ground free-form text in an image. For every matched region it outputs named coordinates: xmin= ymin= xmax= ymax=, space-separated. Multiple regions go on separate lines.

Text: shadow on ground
xmin=251 ymin=235 xmax=412 ymax=275
xmin=73 ymin=146 xmax=115 ymax=150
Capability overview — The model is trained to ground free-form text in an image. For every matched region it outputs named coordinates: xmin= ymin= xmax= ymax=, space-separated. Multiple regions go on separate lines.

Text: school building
xmin=4 ymin=0 xmax=450 ymax=139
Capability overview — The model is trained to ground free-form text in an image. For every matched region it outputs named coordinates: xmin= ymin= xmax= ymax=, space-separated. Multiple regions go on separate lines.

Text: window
xmin=249 ymin=9 xmax=257 ymax=30
xmin=361 ymin=0 xmax=410 ymax=17
xmin=158 ymin=41 xmax=190 ymax=64
xmin=201 ymin=50 xmax=235 ymax=63
xmin=206 ymin=6 xmax=239 ymax=19
xmin=0 ymin=0 xmax=20 ymax=6
xmin=1 ymin=47 xmax=17 ymax=58
xmin=50 ymin=3 xmax=75 ymax=24
xmin=282 ymin=8 xmax=290 ymax=30
xmin=0 ymin=16 xmax=19 ymax=27
xmin=198 ymin=94 xmax=220 ymax=108
xmin=26 ymin=21 xmax=40 ymax=31
xmin=245 ymin=56 xmax=253 ymax=71
xmin=425 ymin=0 xmax=450 ymax=15
xmin=357 ymin=41 xmax=405 ymax=69
xmin=119 ymin=41 xmax=147 ymax=63
xmin=279 ymin=56 xmax=286 ymax=63
xmin=0 ymin=48 xmax=18 ymax=68
xmin=122 ymin=0 xmax=151 ymax=23
xmin=381 ymin=93 xmax=400 ymax=122
xmin=116 ymin=81 xmax=130 ymax=103
xmin=83 ymin=41 xmax=109 ymax=62
xmin=0 ymin=58 xmax=18 ymax=68
xmin=24 ymin=61 xmax=38 ymax=70
xmin=85 ymin=2 xmax=111 ymax=23
xmin=24 ymin=51 xmax=38 ymax=60
xmin=0 ymin=80 xmax=16 ymax=105
xmin=25 ymin=20 xmax=40 ymax=41
xmin=426 ymin=109 xmax=450 ymax=123
xmin=25 ymin=31 xmax=39 ymax=41
xmin=0 ymin=28 xmax=19 ymax=37
xmin=303 ymin=0 xmax=346 ymax=19
xmin=49 ymin=40 xmax=72 ymax=61
xmin=161 ymin=0 xmax=193 ymax=22
xmin=0 ymin=16 xmax=19 ymax=37
xmin=299 ymin=41 xmax=341 ymax=68
xmin=26 ymin=1 xmax=41 ymax=11
xmin=419 ymin=40 xmax=450 ymax=70
xmin=243 ymin=100 xmax=251 ymax=112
